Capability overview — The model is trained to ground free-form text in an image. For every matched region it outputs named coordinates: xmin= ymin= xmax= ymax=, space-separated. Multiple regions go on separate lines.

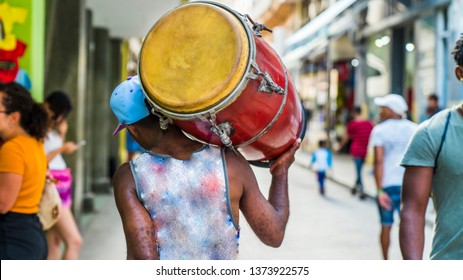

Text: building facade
xmin=273 ymin=0 xmax=463 ymax=144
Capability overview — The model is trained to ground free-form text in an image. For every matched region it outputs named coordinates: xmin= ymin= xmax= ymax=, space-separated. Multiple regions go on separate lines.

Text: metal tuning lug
xmin=245 ymin=14 xmax=272 ymax=37
xmin=199 ymin=113 xmax=238 ymax=155
xmin=248 ymin=62 xmax=285 ymax=95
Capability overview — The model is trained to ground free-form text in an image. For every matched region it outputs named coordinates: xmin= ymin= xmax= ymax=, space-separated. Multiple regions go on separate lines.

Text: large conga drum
xmin=139 ymin=1 xmax=305 ymax=165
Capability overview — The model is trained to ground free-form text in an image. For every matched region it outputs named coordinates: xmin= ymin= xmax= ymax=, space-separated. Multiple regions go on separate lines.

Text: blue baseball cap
xmin=110 ymin=75 xmax=151 ymax=135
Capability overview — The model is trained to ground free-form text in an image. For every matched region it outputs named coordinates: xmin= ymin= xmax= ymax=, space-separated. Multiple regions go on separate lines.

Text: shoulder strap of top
xmin=433 ymin=110 xmax=452 ymax=174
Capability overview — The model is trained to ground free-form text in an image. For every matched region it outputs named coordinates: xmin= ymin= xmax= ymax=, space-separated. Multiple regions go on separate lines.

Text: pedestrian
xmin=425 ymin=94 xmax=441 ymax=119
xmin=309 ymin=139 xmax=332 ymax=195
xmin=420 ymin=94 xmax=442 ymax=122
xmin=43 ymin=91 xmax=83 ymax=260
xmin=369 ymin=93 xmax=417 ymax=259
xmin=0 ymin=82 xmax=49 ymax=259
xmin=400 ymin=36 xmax=463 ymax=260
xmin=337 ymin=106 xmax=374 ymax=199
xmin=110 ymin=76 xmax=300 ymax=260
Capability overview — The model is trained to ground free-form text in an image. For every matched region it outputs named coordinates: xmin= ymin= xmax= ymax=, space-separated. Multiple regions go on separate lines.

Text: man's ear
xmin=126 ymin=125 xmax=138 ymax=138
xmin=456 ymin=66 xmax=463 ymax=82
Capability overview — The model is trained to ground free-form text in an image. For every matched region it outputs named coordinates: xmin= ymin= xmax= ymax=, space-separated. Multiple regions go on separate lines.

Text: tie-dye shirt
xmin=130 ymin=145 xmax=240 ymax=260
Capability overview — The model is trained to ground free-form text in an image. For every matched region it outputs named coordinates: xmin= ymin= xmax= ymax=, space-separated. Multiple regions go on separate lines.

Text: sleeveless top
xmin=44 ymin=130 xmax=67 ymax=170
xmin=130 ymin=145 xmax=240 ymax=260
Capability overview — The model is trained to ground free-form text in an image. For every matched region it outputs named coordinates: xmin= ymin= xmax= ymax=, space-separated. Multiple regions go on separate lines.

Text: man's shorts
xmin=376 ymin=186 xmax=401 ymax=226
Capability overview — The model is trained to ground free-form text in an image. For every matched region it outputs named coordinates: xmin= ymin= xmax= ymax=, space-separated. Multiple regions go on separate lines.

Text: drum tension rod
xmin=245 ymin=14 xmax=272 ymax=36
xmin=198 ymin=113 xmax=238 ymax=155
xmin=248 ymin=62 xmax=285 ymax=95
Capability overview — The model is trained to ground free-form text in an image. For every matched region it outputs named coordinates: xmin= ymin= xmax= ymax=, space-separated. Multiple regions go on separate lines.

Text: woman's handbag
xmin=37 ymin=175 xmax=61 ymax=231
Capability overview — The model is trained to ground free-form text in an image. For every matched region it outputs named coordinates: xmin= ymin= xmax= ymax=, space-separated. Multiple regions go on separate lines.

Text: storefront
xmin=360 ymin=0 xmax=458 ymax=123
xmin=283 ymin=0 xmax=462 ymax=148
xmin=283 ymin=0 xmax=364 ymax=146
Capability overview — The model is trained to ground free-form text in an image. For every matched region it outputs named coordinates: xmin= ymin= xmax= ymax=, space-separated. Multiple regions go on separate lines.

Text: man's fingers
xmin=270 ymin=138 xmax=301 ymax=173
xmin=286 ymin=138 xmax=301 ymax=157
xmin=293 ymin=138 xmax=302 ymax=150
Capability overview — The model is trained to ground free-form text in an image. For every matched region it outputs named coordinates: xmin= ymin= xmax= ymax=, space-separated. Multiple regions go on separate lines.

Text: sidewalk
xmin=294 ymin=149 xmax=436 ymax=227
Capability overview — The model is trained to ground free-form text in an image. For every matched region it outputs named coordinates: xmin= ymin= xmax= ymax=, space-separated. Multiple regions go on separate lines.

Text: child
xmin=310 ymin=140 xmax=333 ymax=195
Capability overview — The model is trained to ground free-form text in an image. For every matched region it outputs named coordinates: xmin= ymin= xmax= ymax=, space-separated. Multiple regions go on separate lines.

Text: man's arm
xmin=337 ymin=130 xmax=350 ymax=152
xmin=373 ymin=146 xmax=384 ymax=189
xmin=112 ymin=163 xmax=159 ymax=259
xmin=400 ymin=166 xmax=432 ymax=260
xmin=373 ymin=146 xmax=391 ymax=210
xmin=229 ymin=139 xmax=300 ymax=247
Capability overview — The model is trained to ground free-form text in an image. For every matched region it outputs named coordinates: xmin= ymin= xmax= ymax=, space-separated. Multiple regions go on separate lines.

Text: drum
xmin=139 ymin=1 xmax=305 ymax=165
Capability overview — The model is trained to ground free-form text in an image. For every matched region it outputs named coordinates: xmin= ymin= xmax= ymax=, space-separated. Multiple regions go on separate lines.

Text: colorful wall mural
xmin=0 ymin=0 xmax=45 ymax=100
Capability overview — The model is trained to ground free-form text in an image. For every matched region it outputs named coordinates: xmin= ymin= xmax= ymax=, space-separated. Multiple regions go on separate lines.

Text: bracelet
xmin=377 ymin=189 xmax=385 ymax=195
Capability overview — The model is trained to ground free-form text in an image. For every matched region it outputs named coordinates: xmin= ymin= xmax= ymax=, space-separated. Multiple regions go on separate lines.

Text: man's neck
xmin=457 ymin=103 xmax=463 ymax=117
xmin=147 ymin=126 xmax=204 ymax=160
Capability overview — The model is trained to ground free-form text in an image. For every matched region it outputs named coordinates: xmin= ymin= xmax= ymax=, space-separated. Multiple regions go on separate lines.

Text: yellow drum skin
xmin=139 ymin=3 xmax=250 ymax=113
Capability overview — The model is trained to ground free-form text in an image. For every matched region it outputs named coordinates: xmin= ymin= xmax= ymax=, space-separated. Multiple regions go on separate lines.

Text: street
xmin=4 ymin=0 xmax=460 ymax=265
xmin=79 ymin=150 xmax=433 ymax=260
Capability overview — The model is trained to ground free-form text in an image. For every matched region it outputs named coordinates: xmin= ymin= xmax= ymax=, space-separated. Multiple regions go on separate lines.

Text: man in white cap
xmin=369 ymin=93 xmax=417 ymax=259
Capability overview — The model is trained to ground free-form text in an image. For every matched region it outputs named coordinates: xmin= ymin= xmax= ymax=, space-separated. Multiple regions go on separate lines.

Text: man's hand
xmin=378 ymin=191 xmax=392 ymax=210
xmin=270 ymin=138 xmax=301 ymax=175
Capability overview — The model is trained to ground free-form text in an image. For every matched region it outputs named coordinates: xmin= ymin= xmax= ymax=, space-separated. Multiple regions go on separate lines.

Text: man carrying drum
xmin=110 ymin=76 xmax=300 ymax=260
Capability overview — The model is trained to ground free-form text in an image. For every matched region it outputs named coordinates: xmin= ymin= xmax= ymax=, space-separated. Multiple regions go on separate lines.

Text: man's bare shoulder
xmin=223 ymin=148 xmax=252 ymax=175
xmin=223 ymin=148 xmax=259 ymax=195
xmin=112 ymin=162 xmax=135 ymax=192
xmin=113 ymin=161 xmax=131 ymax=178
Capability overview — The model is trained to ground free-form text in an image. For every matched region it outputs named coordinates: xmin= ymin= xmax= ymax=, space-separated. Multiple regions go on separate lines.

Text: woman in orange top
xmin=0 ymin=82 xmax=49 ymax=260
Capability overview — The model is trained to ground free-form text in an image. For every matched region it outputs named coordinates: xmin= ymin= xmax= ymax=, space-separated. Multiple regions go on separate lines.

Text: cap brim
xmin=112 ymin=123 xmax=127 ymax=136
xmin=374 ymin=97 xmax=387 ymax=107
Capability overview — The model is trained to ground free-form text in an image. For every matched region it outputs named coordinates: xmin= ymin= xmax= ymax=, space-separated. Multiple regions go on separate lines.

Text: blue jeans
xmin=317 ymin=171 xmax=326 ymax=192
xmin=353 ymin=157 xmax=365 ymax=191
xmin=376 ymin=186 xmax=401 ymax=226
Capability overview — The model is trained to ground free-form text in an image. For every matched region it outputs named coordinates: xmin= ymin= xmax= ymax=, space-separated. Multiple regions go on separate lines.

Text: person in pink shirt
xmin=338 ymin=106 xmax=374 ymax=199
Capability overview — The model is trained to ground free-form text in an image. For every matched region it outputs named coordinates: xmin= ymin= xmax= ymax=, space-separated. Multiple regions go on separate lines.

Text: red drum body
xmin=139 ymin=1 xmax=304 ymax=164
xmin=175 ymin=38 xmax=303 ymax=162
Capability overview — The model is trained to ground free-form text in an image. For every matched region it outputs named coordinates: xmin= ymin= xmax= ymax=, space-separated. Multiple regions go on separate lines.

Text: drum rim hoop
xmin=138 ymin=1 xmax=256 ymax=120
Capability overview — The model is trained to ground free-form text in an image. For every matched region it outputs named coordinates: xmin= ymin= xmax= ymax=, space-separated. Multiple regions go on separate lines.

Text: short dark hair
xmin=428 ymin=94 xmax=438 ymax=101
xmin=354 ymin=106 xmax=362 ymax=115
xmin=45 ymin=91 xmax=73 ymax=121
xmin=318 ymin=140 xmax=327 ymax=148
xmin=452 ymin=34 xmax=463 ymax=67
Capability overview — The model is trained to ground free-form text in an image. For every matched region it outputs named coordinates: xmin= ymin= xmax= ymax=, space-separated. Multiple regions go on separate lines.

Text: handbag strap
xmin=433 ymin=111 xmax=451 ymax=174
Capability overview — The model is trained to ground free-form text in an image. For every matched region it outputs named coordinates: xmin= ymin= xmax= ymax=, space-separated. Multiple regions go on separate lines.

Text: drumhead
xmin=139 ymin=2 xmax=250 ymax=115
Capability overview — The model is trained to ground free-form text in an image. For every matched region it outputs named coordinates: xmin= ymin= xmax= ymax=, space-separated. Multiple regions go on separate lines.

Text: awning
xmin=283 ymin=0 xmax=362 ymax=68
